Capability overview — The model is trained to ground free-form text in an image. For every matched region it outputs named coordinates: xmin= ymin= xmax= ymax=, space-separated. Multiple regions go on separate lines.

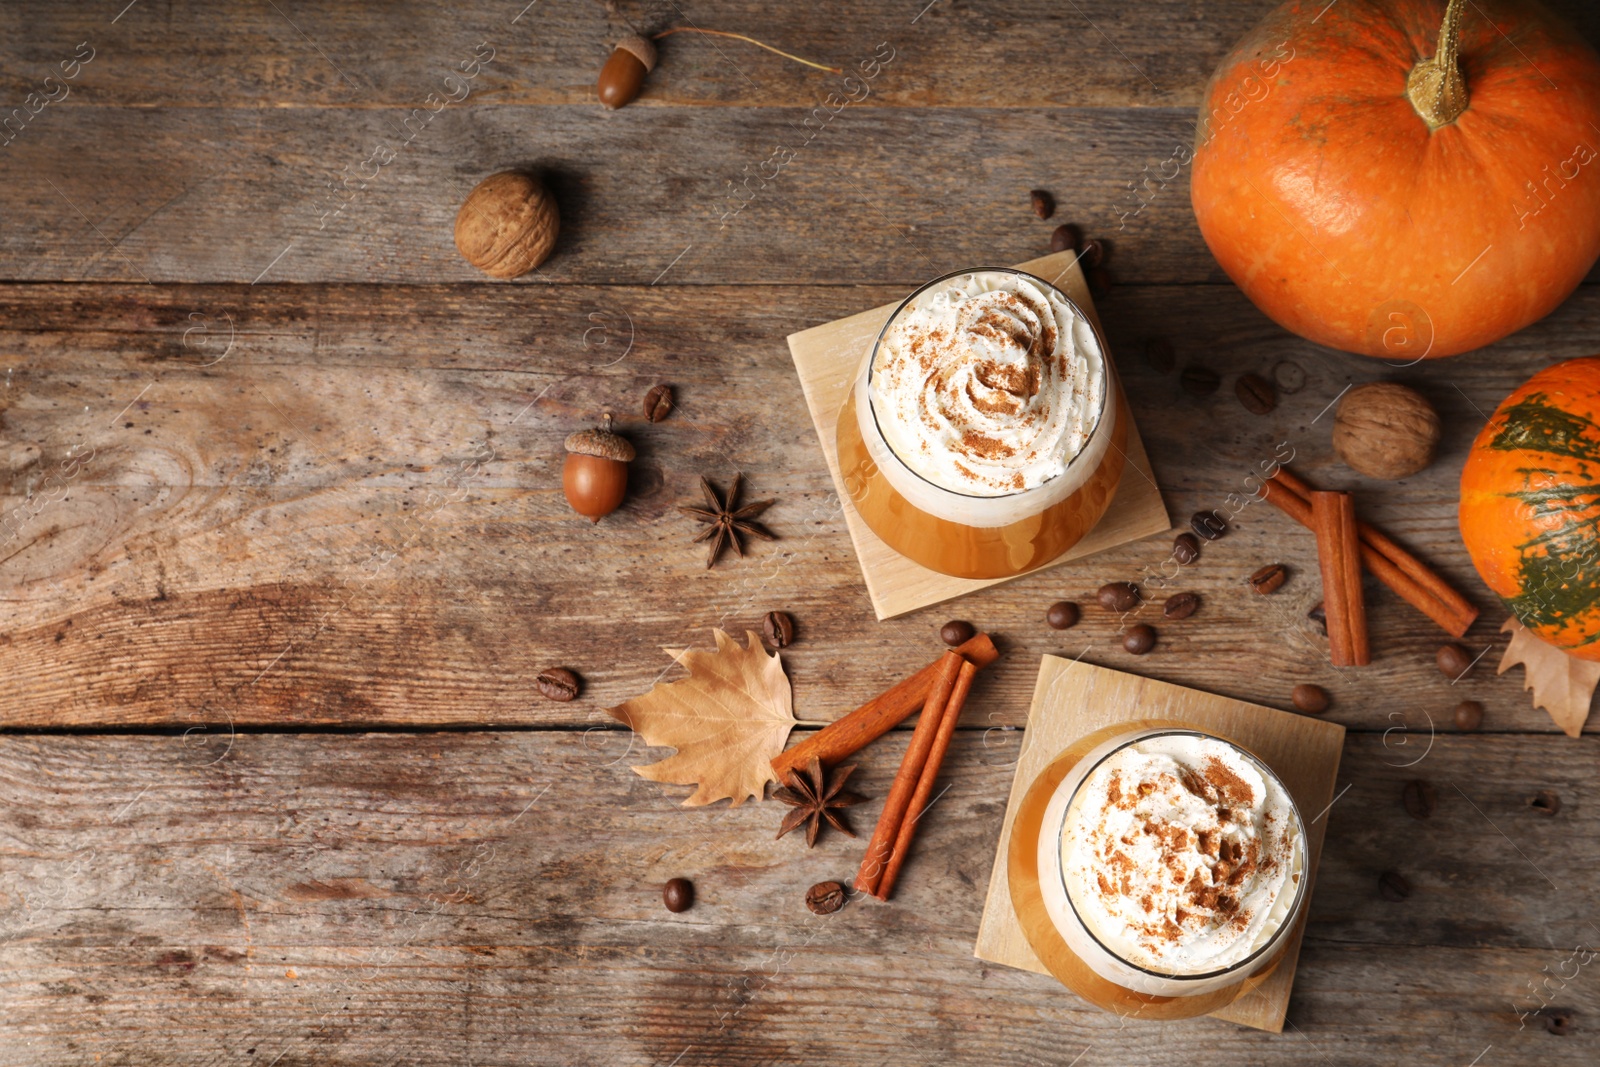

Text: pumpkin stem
xmin=1408 ymin=0 xmax=1469 ymax=129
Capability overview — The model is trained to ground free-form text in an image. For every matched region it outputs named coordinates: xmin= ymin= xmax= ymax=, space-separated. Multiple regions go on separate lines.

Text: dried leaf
xmin=607 ymin=629 xmax=797 ymax=807
xmin=1497 ymin=618 xmax=1600 ymax=738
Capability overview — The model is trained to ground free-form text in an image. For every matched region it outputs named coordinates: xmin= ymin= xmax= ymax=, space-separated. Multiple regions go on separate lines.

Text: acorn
xmin=597 ymin=35 xmax=657 ymax=109
xmin=563 ymin=419 xmax=635 ymax=522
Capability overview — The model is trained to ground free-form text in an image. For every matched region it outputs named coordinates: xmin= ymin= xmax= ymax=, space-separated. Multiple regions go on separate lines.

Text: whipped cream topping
xmin=1060 ymin=734 xmax=1302 ymax=975
xmin=869 ymin=270 xmax=1104 ymax=497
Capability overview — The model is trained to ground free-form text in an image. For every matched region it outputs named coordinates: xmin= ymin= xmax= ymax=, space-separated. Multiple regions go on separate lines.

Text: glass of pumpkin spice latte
xmin=1038 ymin=727 xmax=1309 ymax=999
xmin=835 ymin=268 xmax=1128 ymax=578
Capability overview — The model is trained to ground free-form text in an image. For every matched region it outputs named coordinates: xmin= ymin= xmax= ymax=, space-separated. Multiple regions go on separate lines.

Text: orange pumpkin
xmin=1460 ymin=356 xmax=1600 ymax=658
xmin=1191 ymin=0 xmax=1600 ymax=359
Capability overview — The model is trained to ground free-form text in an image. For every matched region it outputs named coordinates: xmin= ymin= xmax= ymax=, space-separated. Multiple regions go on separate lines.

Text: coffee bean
xmin=805 ymin=880 xmax=846 ymax=915
xmin=1190 ymin=510 xmax=1228 ymax=541
xmin=1272 ymin=360 xmax=1307 ymax=394
xmin=1402 ymin=779 xmax=1437 ymax=820
xmin=1030 ymin=189 xmax=1055 ymax=219
xmin=1539 ymin=1009 xmax=1576 ymax=1036
xmin=1097 ymin=582 xmax=1140 ymax=612
xmin=1235 ymin=373 xmax=1277 ymax=415
xmin=940 ymin=619 xmax=976 ymax=646
xmin=1144 ymin=337 xmax=1175 ymax=375
xmin=1049 ymin=223 xmax=1080 ymax=254
xmin=1080 ymin=238 xmax=1107 ymax=269
xmin=1292 ymin=684 xmax=1329 ymax=714
xmin=1163 ymin=592 xmax=1200 ymax=620
xmin=1046 ymin=601 xmax=1080 ymax=630
xmin=1528 ymin=790 xmax=1561 ymax=816
xmin=643 ymin=383 xmax=674 ymax=422
xmin=1436 ymin=643 xmax=1474 ymax=678
xmin=1180 ymin=365 xmax=1220 ymax=396
xmin=1123 ymin=624 xmax=1156 ymax=655
xmin=762 ymin=610 xmax=795 ymax=649
xmin=1086 ymin=265 xmax=1112 ymax=298
xmin=1172 ymin=532 xmax=1200 ymax=565
xmin=536 ymin=667 xmax=581 ymax=702
xmin=1307 ymin=603 xmax=1328 ymax=636
xmin=1378 ymin=870 xmax=1411 ymax=902
xmin=1248 ymin=563 xmax=1288 ymax=595
xmin=663 ymin=877 xmax=694 ymax=913
xmin=1453 ymin=699 xmax=1484 ymax=731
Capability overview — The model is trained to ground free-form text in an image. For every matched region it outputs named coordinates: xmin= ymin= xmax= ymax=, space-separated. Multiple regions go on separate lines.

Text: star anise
xmin=679 ymin=473 xmax=776 ymax=568
xmin=774 ymin=757 xmax=867 ymax=848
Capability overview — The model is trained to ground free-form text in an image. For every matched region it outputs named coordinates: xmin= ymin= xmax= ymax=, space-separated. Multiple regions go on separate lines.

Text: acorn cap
xmin=615 ymin=34 xmax=657 ymax=72
xmin=565 ymin=427 xmax=636 ymax=462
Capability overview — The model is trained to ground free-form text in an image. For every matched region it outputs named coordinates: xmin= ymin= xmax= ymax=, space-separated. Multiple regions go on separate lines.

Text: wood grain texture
xmin=6 ymin=1 xmax=1600 ymax=1058
xmin=9 ymin=99 xmax=1600 ymax=288
xmin=0 ymin=103 xmax=1210 ymax=285
xmin=0 ymin=0 xmax=1235 ymax=109
xmin=1 ymin=731 xmax=1595 ymax=1064
xmin=0 ymin=279 xmax=1591 ymax=730
xmin=3 ymin=0 xmax=1596 ymax=110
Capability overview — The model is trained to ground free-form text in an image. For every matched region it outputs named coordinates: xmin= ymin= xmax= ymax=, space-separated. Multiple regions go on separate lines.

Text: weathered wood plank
xmin=4 ymin=0 xmax=1596 ymax=110
xmin=0 ymin=103 xmax=1212 ymax=285
xmin=1 ymin=0 xmax=1224 ymax=109
xmin=1 ymin=732 xmax=1595 ymax=1064
xmin=0 ymin=280 xmax=1588 ymax=730
xmin=9 ymin=100 xmax=1600 ymax=288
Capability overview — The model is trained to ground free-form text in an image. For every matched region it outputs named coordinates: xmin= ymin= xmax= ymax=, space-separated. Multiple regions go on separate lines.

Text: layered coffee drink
xmin=1038 ymin=728 xmax=1307 ymax=997
xmin=837 ymin=268 xmax=1127 ymax=579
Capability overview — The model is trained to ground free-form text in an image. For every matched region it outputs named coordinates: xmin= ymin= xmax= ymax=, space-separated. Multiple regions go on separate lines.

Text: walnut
xmin=1332 ymin=382 xmax=1440 ymax=479
xmin=453 ymin=171 xmax=559 ymax=279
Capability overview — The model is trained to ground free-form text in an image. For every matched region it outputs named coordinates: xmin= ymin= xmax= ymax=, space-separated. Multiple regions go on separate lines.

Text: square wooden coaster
xmin=786 ymin=252 xmax=1171 ymax=621
xmin=973 ymin=656 xmax=1345 ymax=1033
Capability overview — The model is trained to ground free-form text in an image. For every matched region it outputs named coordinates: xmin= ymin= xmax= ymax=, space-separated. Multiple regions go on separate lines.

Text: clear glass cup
xmin=1036 ymin=726 xmax=1310 ymax=1000
xmin=835 ymin=267 xmax=1128 ymax=579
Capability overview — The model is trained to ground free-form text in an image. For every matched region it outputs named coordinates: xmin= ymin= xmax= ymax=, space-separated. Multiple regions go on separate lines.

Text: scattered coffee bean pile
xmin=1144 ymin=332 xmax=1300 ymax=418
xmin=1026 ymin=189 xmax=1111 ymax=298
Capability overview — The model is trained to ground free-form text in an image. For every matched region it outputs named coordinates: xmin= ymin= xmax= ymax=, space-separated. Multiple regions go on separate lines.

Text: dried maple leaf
xmin=607 ymin=628 xmax=797 ymax=807
xmin=1498 ymin=617 xmax=1600 ymax=738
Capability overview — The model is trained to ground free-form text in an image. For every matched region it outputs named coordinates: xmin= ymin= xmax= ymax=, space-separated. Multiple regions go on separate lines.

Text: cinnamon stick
xmin=770 ymin=633 xmax=998 ymax=780
xmin=855 ymin=651 xmax=963 ymax=898
xmin=874 ymin=658 xmax=978 ymax=901
xmin=1312 ymin=490 xmax=1370 ymax=666
xmin=1259 ymin=474 xmax=1313 ymax=527
xmin=1263 ymin=469 xmax=1476 ymax=637
xmin=1273 ymin=468 xmax=1475 ymax=628
xmin=1349 ymin=517 xmax=1477 ymax=634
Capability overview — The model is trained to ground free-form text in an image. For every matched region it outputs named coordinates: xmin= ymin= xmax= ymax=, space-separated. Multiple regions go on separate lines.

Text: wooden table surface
xmin=3 ymin=2 xmax=1599 ymax=1063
